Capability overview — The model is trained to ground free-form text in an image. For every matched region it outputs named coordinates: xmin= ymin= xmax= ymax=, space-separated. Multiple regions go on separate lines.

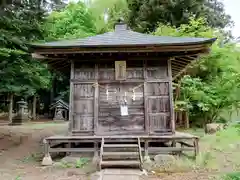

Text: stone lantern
xmin=11 ymin=99 xmax=28 ymax=125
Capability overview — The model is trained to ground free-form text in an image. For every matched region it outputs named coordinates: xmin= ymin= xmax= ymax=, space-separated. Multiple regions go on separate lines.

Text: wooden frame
xmin=115 ymin=61 xmax=127 ymax=80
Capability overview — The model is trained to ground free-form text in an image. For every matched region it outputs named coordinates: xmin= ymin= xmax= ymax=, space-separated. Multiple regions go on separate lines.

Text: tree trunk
xmin=28 ymin=99 xmax=32 ymax=120
xmin=32 ymin=95 xmax=37 ymax=120
xmin=185 ymin=111 xmax=190 ymax=129
xmin=8 ymin=93 xmax=13 ymax=124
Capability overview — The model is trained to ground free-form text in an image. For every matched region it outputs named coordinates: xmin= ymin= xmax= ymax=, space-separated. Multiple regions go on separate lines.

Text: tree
xmin=154 ymin=18 xmax=240 ymax=127
xmin=127 ymin=0 xmax=233 ymax=33
xmin=43 ymin=1 xmax=97 ymax=41
xmin=88 ymin=0 xmax=129 ymax=33
xmin=0 ymin=0 xmax=52 ymax=121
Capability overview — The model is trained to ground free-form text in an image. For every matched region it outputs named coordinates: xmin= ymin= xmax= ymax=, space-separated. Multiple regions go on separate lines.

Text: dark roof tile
xmin=31 ymin=29 xmax=216 ymax=48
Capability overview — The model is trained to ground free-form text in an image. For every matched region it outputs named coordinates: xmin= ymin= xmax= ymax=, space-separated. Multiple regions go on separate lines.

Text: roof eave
xmin=29 ymin=38 xmax=217 ymax=51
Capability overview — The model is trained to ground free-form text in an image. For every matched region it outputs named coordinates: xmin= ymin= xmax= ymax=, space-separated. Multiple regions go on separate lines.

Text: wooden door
xmin=97 ymin=82 xmax=145 ymax=134
xmin=145 ymin=60 xmax=172 ymax=134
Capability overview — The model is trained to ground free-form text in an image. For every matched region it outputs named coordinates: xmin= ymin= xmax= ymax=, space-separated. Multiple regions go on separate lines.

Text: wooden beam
xmin=54 ymin=63 xmax=70 ymax=71
xmin=171 ymin=66 xmax=183 ymax=72
xmin=171 ymin=63 xmax=186 ymax=69
xmin=34 ymin=44 xmax=209 ymax=54
xmin=171 ymin=59 xmax=190 ymax=66
xmin=173 ymin=56 xmax=200 ymax=81
xmin=185 ymin=55 xmax=198 ymax=60
xmin=175 ymin=57 xmax=193 ymax=62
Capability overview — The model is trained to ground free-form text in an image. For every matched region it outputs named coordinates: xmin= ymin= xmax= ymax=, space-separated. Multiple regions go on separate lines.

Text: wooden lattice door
xmin=146 ymin=60 xmax=172 ymax=134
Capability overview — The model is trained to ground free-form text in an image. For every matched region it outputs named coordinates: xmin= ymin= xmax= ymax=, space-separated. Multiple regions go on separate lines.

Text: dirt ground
xmin=0 ymin=121 xmax=232 ymax=180
xmin=0 ymin=121 xmax=91 ymax=180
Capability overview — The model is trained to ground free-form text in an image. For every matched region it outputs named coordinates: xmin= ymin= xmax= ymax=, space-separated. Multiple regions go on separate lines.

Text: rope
xmin=92 ymin=82 xmax=144 ymax=93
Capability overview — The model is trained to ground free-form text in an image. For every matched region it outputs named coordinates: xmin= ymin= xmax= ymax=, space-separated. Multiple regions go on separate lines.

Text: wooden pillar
xmin=144 ymin=140 xmax=151 ymax=162
xmin=168 ymin=58 xmax=175 ymax=133
xmin=94 ymin=64 xmax=99 ymax=134
xmin=92 ymin=141 xmax=99 ymax=163
xmin=68 ymin=60 xmax=74 ymax=134
xmin=143 ymin=60 xmax=149 ymax=134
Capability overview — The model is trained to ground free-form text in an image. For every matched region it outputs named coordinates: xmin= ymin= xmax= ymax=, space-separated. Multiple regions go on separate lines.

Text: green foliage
xmin=178 ymin=45 xmax=240 ymax=124
xmin=154 ymin=17 xmax=216 ymax=38
xmin=0 ymin=0 xmax=51 ymax=100
xmin=75 ymin=157 xmax=89 ymax=168
xmin=154 ymin=18 xmax=240 ymax=126
xmin=58 ymin=157 xmax=89 ymax=169
xmin=44 ymin=1 xmax=97 ymax=41
xmin=89 ymin=0 xmax=129 ymax=33
xmin=127 ymin=0 xmax=233 ymax=33
xmin=0 ymin=50 xmax=51 ymax=96
xmin=223 ymin=172 xmax=240 ymax=180
xmin=0 ymin=3 xmax=44 ymax=51
xmin=15 ymin=176 xmax=21 ymax=180
xmin=196 ymin=126 xmax=240 ymax=170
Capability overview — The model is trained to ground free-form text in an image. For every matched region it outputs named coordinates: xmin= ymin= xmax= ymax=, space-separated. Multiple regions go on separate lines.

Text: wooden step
xmin=101 ymin=160 xmax=140 ymax=167
xmin=103 ymin=152 xmax=139 ymax=156
xmin=102 ymin=152 xmax=139 ymax=160
xmin=104 ymin=144 xmax=138 ymax=148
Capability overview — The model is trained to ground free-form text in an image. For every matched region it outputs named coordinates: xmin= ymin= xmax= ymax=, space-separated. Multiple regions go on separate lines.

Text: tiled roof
xmin=30 ymin=23 xmax=216 ymax=48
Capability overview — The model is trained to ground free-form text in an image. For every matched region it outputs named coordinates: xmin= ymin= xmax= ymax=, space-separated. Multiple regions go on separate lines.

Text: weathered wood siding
xmin=71 ymin=59 xmax=173 ymax=135
xmin=146 ymin=60 xmax=171 ymax=133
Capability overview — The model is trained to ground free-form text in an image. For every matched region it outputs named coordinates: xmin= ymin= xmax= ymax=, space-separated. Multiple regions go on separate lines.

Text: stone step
xmin=101 ymin=160 xmax=140 ymax=168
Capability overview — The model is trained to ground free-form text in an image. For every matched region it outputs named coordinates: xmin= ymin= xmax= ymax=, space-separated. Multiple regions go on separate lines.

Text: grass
xmin=182 ymin=128 xmax=205 ymax=137
xmin=21 ymin=152 xmax=43 ymax=163
xmin=196 ymin=126 xmax=240 ymax=170
xmin=58 ymin=157 xmax=90 ymax=169
xmin=223 ymin=172 xmax=240 ymax=180
xmin=15 ymin=176 xmax=21 ymax=180
xmin=152 ymin=126 xmax=240 ymax=176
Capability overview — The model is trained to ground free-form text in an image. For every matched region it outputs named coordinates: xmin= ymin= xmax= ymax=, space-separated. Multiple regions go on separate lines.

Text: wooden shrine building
xmin=49 ymin=99 xmax=69 ymax=121
xmin=30 ymin=20 xmax=216 ymax=169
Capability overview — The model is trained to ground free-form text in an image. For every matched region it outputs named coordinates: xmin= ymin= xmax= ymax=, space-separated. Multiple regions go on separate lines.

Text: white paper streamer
xmin=132 ymin=90 xmax=136 ymax=101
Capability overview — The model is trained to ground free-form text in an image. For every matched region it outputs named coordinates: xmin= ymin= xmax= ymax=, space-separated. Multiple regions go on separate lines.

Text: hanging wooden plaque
xmin=115 ymin=61 xmax=126 ymax=80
